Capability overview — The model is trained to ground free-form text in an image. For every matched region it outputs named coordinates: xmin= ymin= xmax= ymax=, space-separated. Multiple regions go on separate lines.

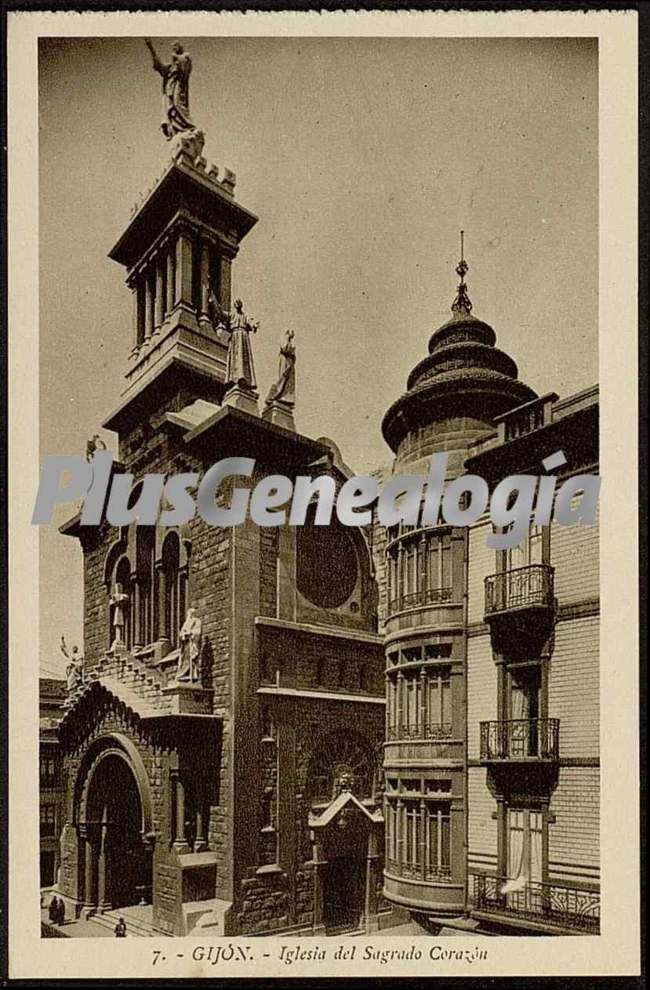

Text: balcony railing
xmin=388 ymin=587 xmax=453 ymax=615
xmin=470 ymin=872 xmax=599 ymax=934
xmin=480 ymin=719 xmax=559 ymax=761
xmin=484 ymin=564 xmax=554 ymax=616
xmin=386 ymin=858 xmax=452 ymax=884
xmin=386 ymin=722 xmax=453 ymax=742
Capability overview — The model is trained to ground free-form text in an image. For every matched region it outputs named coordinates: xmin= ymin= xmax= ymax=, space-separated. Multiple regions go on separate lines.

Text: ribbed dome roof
xmin=382 ymin=251 xmax=537 ymax=454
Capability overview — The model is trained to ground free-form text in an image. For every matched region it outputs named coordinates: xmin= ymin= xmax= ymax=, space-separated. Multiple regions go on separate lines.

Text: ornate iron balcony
xmin=386 ymin=858 xmax=452 ymax=884
xmin=386 ymin=722 xmax=452 ymax=742
xmin=479 ymin=719 xmax=559 ymax=761
xmin=388 ymin=587 xmax=453 ymax=615
xmin=470 ymin=872 xmax=599 ymax=934
xmin=484 ymin=564 xmax=554 ymax=617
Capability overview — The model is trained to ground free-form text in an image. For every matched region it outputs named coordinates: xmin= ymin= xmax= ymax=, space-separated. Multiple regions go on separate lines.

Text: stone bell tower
xmin=103 ymin=42 xmax=258 ymax=443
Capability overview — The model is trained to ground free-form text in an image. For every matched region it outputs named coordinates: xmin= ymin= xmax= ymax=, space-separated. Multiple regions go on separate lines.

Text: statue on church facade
xmin=60 ymin=636 xmax=84 ymax=695
xmin=145 ymin=38 xmax=195 ymax=139
xmin=224 ymin=299 xmax=259 ymax=392
xmin=145 ymin=39 xmax=205 ymax=160
xmin=176 ymin=607 xmax=203 ymax=682
xmin=109 ymin=583 xmax=129 ymax=653
xmin=85 ymin=434 xmax=107 ymax=462
xmin=265 ymin=330 xmax=296 ymax=408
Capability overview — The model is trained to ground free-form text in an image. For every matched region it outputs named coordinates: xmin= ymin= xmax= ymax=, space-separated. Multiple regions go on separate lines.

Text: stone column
xmin=154 ymin=255 xmax=165 ymax=333
xmin=199 ymin=240 xmax=211 ymax=325
xmin=173 ymin=773 xmax=189 ymax=852
xmin=418 ymin=535 xmax=427 ymax=601
xmin=174 ymin=230 xmax=194 ymax=310
xmin=131 ymin=279 xmax=142 ymax=350
xmin=97 ymin=810 xmax=111 ymax=912
xmin=397 ymin=544 xmax=404 ymax=609
xmin=311 ymin=835 xmax=327 ymax=935
xmin=419 ymin=798 xmax=427 ymax=879
xmin=144 ymin=272 xmax=155 ymax=340
xmin=81 ymin=826 xmax=98 ymax=916
xmin=419 ymin=667 xmax=427 ymax=738
xmin=165 ymin=244 xmax=175 ymax=316
xmin=194 ymin=793 xmax=207 ymax=853
xmin=396 ymin=799 xmax=404 ymax=868
xmin=396 ymin=672 xmax=404 ymax=739
xmin=363 ymin=827 xmax=380 ymax=933
xmin=218 ymin=253 xmax=232 ymax=314
xmin=128 ymin=574 xmax=140 ymax=648
xmin=157 ymin=563 xmax=168 ymax=644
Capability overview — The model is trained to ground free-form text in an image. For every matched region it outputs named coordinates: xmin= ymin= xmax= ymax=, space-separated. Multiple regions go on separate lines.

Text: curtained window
xmin=507 ymin=808 xmax=543 ymax=882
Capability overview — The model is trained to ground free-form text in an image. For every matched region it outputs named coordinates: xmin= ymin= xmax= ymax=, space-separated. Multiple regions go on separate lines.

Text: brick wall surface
xmin=548 ymin=616 xmax=599 ymax=758
xmin=549 ymin=767 xmax=600 ymax=880
xmin=467 ymin=768 xmax=498 ymax=869
xmin=551 ymin=503 xmax=599 ymax=605
xmin=468 ymin=518 xmax=493 ymax=625
xmin=466 ymin=633 xmax=497 ymax=759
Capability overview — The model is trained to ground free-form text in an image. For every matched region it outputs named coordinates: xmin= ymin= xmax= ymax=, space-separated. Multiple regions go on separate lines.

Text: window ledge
xmin=255 ymin=864 xmax=284 ymax=876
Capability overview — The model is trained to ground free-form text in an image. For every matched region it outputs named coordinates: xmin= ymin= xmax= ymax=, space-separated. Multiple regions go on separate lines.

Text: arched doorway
xmin=77 ymin=740 xmax=154 ymax=914
xmin=321 ymin=812 xmax=368 ymax=932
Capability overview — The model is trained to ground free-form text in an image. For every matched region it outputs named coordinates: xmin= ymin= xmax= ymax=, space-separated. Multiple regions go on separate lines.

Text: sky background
xmin=38 ymin=35 xmax=598 ymax=676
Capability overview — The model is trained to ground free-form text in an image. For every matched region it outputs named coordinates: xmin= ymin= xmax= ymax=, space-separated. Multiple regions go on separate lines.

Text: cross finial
xmin=451 ymin=229 xmax=472 ymax=315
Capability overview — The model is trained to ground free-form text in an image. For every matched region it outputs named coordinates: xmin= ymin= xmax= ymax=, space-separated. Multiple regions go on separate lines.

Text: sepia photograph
xmin=6 ymin=7 xmax=640 ymax=981
xmin=36 ymin=31 xmax=601 ymax=940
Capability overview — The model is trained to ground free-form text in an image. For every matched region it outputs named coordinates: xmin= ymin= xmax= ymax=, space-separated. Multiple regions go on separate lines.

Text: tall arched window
xmin=136 ymin=527 xmax=155 ymax=647
xmin=161 ymin=532 xmax=182 ymax=649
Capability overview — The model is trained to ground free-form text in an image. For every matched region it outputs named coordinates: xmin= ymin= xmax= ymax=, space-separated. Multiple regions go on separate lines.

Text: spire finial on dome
xmin=451 ymin=229 xmax=473 ymax=315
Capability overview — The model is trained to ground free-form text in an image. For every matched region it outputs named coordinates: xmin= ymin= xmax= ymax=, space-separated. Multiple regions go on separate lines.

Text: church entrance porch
xmin=309 ymin=790 xmax=384 ymax=936
xmin=63 ymin=734 xmax=156 ymax=920
xmin=79 ymin=752 xmax=153 ymax=915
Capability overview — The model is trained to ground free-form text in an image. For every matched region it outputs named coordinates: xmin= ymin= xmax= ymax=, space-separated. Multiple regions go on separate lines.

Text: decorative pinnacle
xmin=451 ymin=229 xmax=473 ymax=315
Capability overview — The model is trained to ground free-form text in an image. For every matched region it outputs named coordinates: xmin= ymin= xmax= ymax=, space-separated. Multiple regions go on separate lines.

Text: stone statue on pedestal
xmin=109 ymin=582 xmax=129 ymax=652
xmin=60 ymin=636 xmax=84 ymax=695
xmin=265 ymin=330 xmax=296 ymax=408
xmin=224 ymin=299 xmax=259 ymax=392
xmin=145 ymin=38 xmax=204 ymax=160
xmin=85 ymin=434 xmax=107 ymax=462
xmin=176 ymin=608 xmax=203 ymax=682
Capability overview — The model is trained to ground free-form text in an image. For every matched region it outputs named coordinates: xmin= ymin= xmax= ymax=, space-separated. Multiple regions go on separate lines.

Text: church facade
xmin=55 ymin=145 xmax=395 ymax=937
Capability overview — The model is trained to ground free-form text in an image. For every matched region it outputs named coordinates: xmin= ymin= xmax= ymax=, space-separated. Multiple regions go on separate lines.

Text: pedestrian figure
xmin=114 ymin=917 xmax=127 ymax=937
xmin=57 ymin=898 xmax=65 ymax=925
xmin=48 ymin=895 xmax=58 ymax=924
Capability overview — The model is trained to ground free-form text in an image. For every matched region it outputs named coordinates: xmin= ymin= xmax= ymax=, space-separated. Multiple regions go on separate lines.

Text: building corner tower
xmin=379 ymin=245 xmax=536 ymax=925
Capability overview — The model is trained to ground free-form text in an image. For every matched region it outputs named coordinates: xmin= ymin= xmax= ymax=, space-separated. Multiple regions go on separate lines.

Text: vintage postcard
xmin=6 ymin=7 xmax=640 ymax=981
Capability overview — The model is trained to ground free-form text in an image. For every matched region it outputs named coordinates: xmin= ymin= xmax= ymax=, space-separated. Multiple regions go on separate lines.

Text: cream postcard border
xmin=7 ymin=8 xmax=639 ymax=980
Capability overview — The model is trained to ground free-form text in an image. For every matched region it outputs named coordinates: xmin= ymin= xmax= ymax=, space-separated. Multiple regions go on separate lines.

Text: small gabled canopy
xmin=308 ymin=789 xmax=383 ymax=829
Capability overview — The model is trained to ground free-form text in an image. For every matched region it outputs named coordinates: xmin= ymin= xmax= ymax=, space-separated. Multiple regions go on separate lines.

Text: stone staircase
xmin=102 ymin=649 xmax=171 ymax=710
xmin=89 ymin=905 xmax=170 ymax=938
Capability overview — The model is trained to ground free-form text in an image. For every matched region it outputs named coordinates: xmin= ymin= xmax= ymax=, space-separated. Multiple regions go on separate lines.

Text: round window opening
xmin=296 ymin=512 xmax=359 ymax=609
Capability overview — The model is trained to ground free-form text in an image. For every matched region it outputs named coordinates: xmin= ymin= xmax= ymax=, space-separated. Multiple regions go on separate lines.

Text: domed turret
xmin=382 ymin=238 xmax=536 ymax=473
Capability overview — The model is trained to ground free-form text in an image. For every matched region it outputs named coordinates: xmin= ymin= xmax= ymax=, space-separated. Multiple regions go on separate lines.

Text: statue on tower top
xmin=145 ymin=38 xmax=204 ymax=161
